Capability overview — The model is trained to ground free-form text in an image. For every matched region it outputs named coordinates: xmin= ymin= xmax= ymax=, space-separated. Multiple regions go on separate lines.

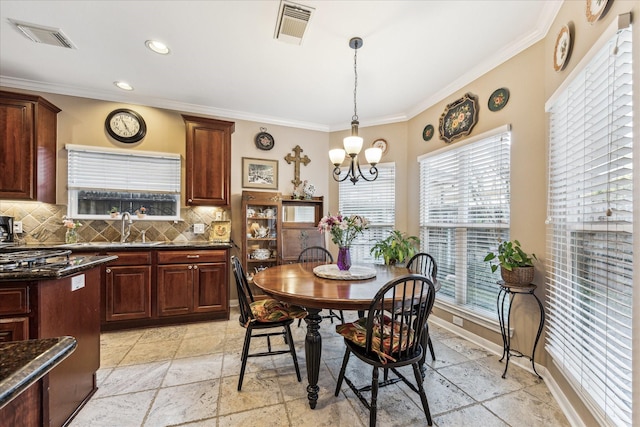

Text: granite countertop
xmin=0 ymin=336 xmax=77 ymax=409
xmin=0 ymin=254 xmax=118 ymax=281
xmin=2 ymin=241 xmax=233 ymax=251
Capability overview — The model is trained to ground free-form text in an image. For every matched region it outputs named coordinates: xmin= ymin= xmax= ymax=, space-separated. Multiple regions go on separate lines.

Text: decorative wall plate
xmin=553 ymin=25 xmax=572 ymax=72
xmin=422 ymin=124 xmax=434 ymax=141
xmin=586 ymin=0 xmax=610 ymax=23
xmin=439 ymin=93 xmax=479 ymax=144
xmin=372 ymin=138 xmax=388 ymax=154
xmin=488 ymin=88 xmax=510 ymax=112
xmin=255 ymin=128 xmax=274 ymax=150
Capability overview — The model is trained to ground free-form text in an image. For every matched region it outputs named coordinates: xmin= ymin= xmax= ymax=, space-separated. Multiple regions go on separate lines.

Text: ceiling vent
xmin=274 ymin=1 xmax=314 ymax=45
xmin=9 ymin=19 xmax=76 ymax=49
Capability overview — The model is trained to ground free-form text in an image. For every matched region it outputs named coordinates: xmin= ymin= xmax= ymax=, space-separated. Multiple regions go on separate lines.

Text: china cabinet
xmin=241 ymin=191 xmax=282 ymax=279
xmin=280 ymin=197 xmax=325 ymax=263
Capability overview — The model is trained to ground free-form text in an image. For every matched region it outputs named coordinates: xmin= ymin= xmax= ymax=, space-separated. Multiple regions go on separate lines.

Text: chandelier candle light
xmin=330 ymin=37 xmax=382 ymax=184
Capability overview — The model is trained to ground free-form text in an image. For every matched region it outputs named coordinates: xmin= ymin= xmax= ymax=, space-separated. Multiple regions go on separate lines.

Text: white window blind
xmin=67 ymin=145 xmax=181 ymax=193
xmin=339 ymin=163 xmax=395 ymax=263
xmin=546 ymin=26 xmax=633 ymax=427
xmin=419 ymin=127 xmax=511 ymax=315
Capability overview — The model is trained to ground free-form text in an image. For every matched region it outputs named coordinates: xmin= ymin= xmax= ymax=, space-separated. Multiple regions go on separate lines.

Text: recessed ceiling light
xmin=145 ymin=40 xmax=170 ymax=55
xmin=114 ymin=81 xmax=134 ymax=91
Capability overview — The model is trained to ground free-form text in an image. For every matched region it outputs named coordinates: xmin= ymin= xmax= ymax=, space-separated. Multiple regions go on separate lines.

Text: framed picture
xmin=439 ymin=93 xmax=479 ymax=143
xmin=242 ymin=157 xmax=278 ymax=189
xmin=210 ymin=220 xmax=231 ymax=243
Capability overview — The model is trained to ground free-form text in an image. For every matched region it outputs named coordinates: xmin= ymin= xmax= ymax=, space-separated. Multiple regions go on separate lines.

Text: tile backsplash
xmin=0 ymin=201 xmax=227 ymax=245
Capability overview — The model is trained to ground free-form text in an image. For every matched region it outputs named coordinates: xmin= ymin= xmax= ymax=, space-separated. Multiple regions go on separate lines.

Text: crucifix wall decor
xmin=284 ymin=145 xmax=310 ymax=188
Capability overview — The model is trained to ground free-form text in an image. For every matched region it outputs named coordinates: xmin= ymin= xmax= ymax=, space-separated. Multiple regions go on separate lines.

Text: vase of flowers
xmin=318 ymin=214 xmax=369 ymax=271
xmin=136 ymin=206 xmax=147 ymax=218
xmin=62 ymin=217 xmax=82 ymax=244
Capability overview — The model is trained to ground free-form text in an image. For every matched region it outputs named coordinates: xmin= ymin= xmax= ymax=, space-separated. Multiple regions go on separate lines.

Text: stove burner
xmin=0 ymin=250 xmax=72 ymax=272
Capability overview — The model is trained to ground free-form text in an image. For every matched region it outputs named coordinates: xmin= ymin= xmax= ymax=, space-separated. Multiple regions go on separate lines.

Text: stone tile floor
xmin=70 ymin=308 xmax=570 ymax=426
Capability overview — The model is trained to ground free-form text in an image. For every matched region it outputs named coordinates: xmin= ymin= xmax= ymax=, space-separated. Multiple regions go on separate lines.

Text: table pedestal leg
xmin=304 ymin=308 xmax=322 ymax=409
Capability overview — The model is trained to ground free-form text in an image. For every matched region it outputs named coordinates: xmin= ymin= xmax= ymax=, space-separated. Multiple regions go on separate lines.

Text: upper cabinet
xmin=183 ymin=115 xmax=235 ymax=207
xmin=0 ymin=91 xmax=60 ymax=203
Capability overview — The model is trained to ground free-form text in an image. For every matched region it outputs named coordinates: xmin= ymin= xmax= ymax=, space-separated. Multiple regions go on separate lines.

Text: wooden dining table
xmin=252 ymin=262 xmax=412 ymax=409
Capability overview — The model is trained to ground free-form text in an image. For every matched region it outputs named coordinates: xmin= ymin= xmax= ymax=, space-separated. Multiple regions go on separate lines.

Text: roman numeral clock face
xmin=105 ymin=109 xmax=147 ymax=143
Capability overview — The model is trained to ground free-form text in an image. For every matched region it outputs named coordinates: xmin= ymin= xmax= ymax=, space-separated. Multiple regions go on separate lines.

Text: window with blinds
xmin=418 ymin=126 xmax=511 ymax=316
xmin=66 ymin=144 xmax=181 ymax=220
xmin=546 ymin=25 xmax=633 ymax=427
xmin=338 ymin=163 xmax=395 ymax=263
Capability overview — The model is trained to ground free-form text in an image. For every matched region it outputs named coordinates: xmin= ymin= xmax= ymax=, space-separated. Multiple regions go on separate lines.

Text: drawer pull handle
xmin=186 ymin=255 xmax=200 ymax=259
xmin=193 ymin=265 xmax=198 ymax=270
xmin=106 ymin=268 xmax=111 ymax=273
xmin=188 ymin=265 xmax=193 ymax=270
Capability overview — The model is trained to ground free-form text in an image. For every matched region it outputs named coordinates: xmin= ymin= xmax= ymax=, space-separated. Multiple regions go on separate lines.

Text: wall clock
xmin=105 ymin=108 xmax=146 ymax=143
xmin=255 ymin=129 xmax=274 ymax=150
xmin=371 ymin=138 xmax=388 ymax=154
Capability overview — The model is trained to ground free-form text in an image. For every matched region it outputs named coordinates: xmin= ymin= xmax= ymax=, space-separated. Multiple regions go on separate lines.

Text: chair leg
xmin=370 ymin=366 xmax=379 ymax=427
xmin=238 ymin=327 xmax=253 ymax=391
xmin=334 ymin=347 xmax=351 ymax=396
xmin=412 ymin=362 xmax=433 ymax=426
xmin=338 ymin=310 xmax=345 ymax=324
xmin=284 ymin=324 xmax=302 ymax=382
xmin=428 ymin=336 xmax=436 ymax=361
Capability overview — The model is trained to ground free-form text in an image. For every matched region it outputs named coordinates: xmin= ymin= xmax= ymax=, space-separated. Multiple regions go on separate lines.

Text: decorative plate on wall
xmin=255 ymin=127 xmax=274 ymax=150
xmin=371 ymin=138 xmax=388 ymax=154
xmin=439 ymin=93 xmax=479 ymax=144
xmin=422 ymin=124 xmax=434 ymax=141
xmin=553 ymin=25 xmax=572 ymax=72
xmin=488 ymin=88 xmax=510 ymax=112
xmin=586 ymin=0 xmax=610 ymax=23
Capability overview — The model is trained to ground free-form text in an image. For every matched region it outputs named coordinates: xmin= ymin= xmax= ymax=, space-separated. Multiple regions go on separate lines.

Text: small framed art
xmin=242 ymin=157 xmax=279 ymax=189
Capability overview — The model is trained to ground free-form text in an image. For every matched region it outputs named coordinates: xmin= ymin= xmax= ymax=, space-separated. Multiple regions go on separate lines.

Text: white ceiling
xmin=0 ymin=0 xmax=561 ymax=132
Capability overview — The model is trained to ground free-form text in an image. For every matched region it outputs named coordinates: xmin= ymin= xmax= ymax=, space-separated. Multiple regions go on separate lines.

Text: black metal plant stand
xmin=496 ymin=281 xmax=545 ymax=379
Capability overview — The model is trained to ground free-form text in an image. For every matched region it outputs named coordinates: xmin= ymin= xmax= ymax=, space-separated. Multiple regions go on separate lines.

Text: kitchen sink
xmin=59 ymin=241 xmax=164 ymax=248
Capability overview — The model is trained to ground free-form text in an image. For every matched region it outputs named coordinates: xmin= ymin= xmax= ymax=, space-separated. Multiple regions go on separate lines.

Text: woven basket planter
xmin=500 ymin=266 xmax=534 ymax=286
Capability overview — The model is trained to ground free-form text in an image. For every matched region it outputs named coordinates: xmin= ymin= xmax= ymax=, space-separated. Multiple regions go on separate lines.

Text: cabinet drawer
xmin=0 ymin=287 xmax=29 ymax=315
xmin=106 ymin=251 xmax=152 ymax=266
xmin=157 ymin=250 xmax=226 ymax=264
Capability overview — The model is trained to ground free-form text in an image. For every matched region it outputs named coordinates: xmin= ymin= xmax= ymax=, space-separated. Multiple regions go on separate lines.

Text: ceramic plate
xmin=553 ymin=25 xmax=571 ymax=72
xmin=372 ymin=138 xmax=388 ymax=154
xmin=422 ymin=124 xmax=434 ymax=141
xmin=586 ymin=0 xmax=609 ymax=23
xmin=488 ymin=88 xmax=510 ymax=112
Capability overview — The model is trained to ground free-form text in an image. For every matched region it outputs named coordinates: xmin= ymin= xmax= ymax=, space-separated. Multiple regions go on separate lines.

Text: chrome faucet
xmin=120 ymin=212 xmax=133 ymax=243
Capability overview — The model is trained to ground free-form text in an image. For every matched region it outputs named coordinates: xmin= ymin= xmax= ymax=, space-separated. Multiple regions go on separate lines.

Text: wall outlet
xmin=452 ymin=315 xmax=464 ymax=327
xmin=193 ymin=223 xmax=205 ymax=234
xmin=13 ymin=221 xmax=23 ymax=234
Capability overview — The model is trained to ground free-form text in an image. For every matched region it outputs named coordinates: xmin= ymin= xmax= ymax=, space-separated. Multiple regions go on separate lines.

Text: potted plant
xmin=135 ymin=206 xmax=147 ymax=218
xmin=109 ymin=207 xmax=119 ymax=218
xmin=484 ymin=239 xmax=537 ymax=285
xmin=370 ymin=230 xmax=420 ymax=266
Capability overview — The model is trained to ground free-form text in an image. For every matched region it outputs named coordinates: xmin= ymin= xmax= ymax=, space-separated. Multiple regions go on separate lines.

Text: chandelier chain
xmin=352 ymin=40 xmax=358 ymax=122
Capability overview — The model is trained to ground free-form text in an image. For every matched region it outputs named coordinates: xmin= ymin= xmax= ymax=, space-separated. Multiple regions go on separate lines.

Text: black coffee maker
xmin=0 ymin=216 xmax=14 ymax=242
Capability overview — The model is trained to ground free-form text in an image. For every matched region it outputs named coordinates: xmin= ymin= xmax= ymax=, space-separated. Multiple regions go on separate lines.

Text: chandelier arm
xmin=332 ymin=165 xmax=351 ymax=183
xmin=355 ymin=160 xmax=379 ymax=182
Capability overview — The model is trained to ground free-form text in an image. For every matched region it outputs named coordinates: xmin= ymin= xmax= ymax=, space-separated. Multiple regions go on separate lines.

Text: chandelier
xmin=329 ymin=37 xmax=382 ymax=184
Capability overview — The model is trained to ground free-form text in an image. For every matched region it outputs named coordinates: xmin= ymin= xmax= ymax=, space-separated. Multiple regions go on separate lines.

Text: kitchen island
xmin=0 ymin=251 xmax=116 ymax=427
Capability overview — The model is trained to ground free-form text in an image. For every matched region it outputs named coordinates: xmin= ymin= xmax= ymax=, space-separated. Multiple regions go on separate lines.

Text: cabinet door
xmin=157 ymin=264 xmax=194 ymax=316
xmin=184 ymin=115 xmax=234 ymax=206
xmin=105 ymin=265 xmax=152 ymax=321
xmin=0 ymin=98 xmax=33 ymax=200
xmin=193 ymin=262 xmax=228 ymax=313
xmin=0 ymin=317 xmax=28 ymax=342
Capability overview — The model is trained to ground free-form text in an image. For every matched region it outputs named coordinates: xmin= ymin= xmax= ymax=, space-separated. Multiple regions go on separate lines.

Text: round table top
xmin=252 ymin=262 xmax=411 ymax=310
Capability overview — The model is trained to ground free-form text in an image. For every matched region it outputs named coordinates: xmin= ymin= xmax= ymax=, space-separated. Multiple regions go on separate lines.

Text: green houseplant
xmin=484 ymin=239 xmax=537 ymax=285
xmin=370 ymin=230 xmax=420 ymax=266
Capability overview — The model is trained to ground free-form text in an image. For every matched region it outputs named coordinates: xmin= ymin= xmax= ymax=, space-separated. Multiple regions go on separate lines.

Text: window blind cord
xmin=605 ymin=34 xmax=620 ymax=219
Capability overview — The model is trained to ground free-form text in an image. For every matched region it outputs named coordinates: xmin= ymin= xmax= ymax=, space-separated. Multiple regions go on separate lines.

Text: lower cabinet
xmin=101 ymin=247 xmax=229 ymax=330
xmin=0 ymin=317 xmax=29 ymax=342
xmin=0 ymin=286 xmax=30 ymax=342
xmin=157 ymin=250 xmax=228 ymax=317
xmin=104 ymin=252 xmax=152 ymax=322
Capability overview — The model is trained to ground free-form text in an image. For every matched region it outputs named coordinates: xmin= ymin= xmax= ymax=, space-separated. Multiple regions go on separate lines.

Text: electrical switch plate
xmin=193 ymin=223 xmax=205 ymax=234
xmin=13 ymin=221 xmax=23 ymax=233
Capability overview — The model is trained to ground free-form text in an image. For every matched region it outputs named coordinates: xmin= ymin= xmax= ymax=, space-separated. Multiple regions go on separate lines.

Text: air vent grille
xmin=275 ymin=1 xmax=314 ymax=45
xmin=10 ymin=19 xmax=76 ymax=49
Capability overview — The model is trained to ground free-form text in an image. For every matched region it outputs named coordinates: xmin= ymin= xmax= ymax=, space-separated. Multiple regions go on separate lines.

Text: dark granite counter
xmin=2 ymin=241 xmax=232 ymax=251
xmin=0 ymin=254 xmax=118 ymax=282
xmin=0 ymin=336 xmax=77 ymax=409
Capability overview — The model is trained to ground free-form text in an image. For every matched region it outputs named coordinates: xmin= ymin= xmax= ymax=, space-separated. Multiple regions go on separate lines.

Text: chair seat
xmin=336 ymin=315 xmax=415 ymax=364
xmin=249 ymin=298 xmax=307 ymax=324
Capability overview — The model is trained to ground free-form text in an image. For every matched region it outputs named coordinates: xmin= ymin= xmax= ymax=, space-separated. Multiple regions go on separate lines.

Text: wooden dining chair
xmin=231 ymin=256 xmax=305 ymax=391
xmin=406 ymin=252 xmax=440 ymax=362
xmin=297 ymin=246 xmax=344 ymax=325
xmin=334 ymin=274 xmax=437 ymax=427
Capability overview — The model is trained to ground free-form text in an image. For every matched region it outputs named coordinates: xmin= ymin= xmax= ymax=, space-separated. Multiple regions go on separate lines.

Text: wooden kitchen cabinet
xmin=280 ymin=197 xmax=325 ymax=264
xmin=157 ymin=250 xmax=228 ymax=317
xmin=0 ymin=90 xmax=60 ymax=203
xmin=183 ymin=115 xmax=235 ymax=207
xmin=103 ymin=251 xmax=152 ymax=323
xmin=0 ymin=286 xmax=30 ymax=342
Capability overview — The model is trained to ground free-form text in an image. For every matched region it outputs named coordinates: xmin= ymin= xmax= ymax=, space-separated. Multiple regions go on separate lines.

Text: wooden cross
xmin=284 ymin=145 xmax=310 ymax=188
